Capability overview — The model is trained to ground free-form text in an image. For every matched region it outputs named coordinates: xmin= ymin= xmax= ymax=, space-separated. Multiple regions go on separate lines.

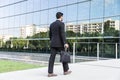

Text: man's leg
xmin=48 ymin=47 xmax=57 ymax=74
xmin=62 ymin=62 xmax=69 ymax=72
xmin=62 ymin=62 xmax=72 ymax=75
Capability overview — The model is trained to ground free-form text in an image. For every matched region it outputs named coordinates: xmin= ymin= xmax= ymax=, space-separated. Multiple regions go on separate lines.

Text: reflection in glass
xmin=89 ymin=19 xmax=103 ymax=36
xmin=78 ymin=2 xmax=90 ymax=20
xmin=0 ymin=0 xmax=119 ymax=55
xmin=41 ymin=11 xmax=48 ymax=25
xmin=26 ymin=13 xmax=33 ymax=25
xmin=91 ymin=0 xmax=104 ymax=18
xmin=48 ymin=0 xmax=57 ymax=8
xmin=57 ymin=0 xmax=66 ymax=6
xmin=33 ymin=0 xmax=41 ymax=11
xmin=105 ymin=0 xmax=120 ymax=17
xmin=26 ymin=0 xmax=33 ymax=12
xmin=14 ymin=16 xmax=20 ymax=27
xmin=41 ymin=0 xmax=48 ymax=10
xmin=67 ymin=5 xmax=77 ymax=22
xmin=48 ymin=9 xmax=57 ymax=24
xmin=20 ymin=15 xmax=26 ymax=27
xmin=14 ymin=3 xmax=21 ymax=15
xmin=20 ymin=2 xmax=27 ymax=14
xmin=9 ymin=17 xmax=14 ymax=28
xmin=33 ymin=12 xmax=40 ymax=25
xmin=104 ymin=17 xmax=120 ymax=37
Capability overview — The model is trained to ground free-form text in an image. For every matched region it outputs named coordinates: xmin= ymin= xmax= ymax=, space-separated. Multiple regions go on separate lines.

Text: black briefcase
xmin=60 ymin=49 xmax=71 ymax=63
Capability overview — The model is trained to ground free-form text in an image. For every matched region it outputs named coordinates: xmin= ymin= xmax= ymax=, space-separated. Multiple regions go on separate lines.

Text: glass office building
xmin=0 ymin=0 xmax=120 ymax=58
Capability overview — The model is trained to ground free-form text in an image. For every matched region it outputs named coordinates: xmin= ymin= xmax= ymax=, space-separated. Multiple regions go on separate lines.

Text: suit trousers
xmin=48 ymin=47 xmax=69 ymax=73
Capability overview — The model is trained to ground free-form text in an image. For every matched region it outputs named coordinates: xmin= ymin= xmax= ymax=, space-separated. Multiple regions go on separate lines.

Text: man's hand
xmin=64 ymin=44 xmax=69 ymax=48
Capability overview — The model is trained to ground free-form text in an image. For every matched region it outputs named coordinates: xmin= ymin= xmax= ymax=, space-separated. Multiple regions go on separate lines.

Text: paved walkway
xmin=0 ymin=59 xmax=120 ymax=80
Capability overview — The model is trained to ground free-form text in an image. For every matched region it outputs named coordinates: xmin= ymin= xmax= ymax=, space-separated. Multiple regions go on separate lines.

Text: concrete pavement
xmin=0 ymin=59 xmax=120 ymax=80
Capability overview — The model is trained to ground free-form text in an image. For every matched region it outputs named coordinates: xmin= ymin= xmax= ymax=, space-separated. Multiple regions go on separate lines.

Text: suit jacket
xmin=49 ymin=20 xmax=66 ymax=47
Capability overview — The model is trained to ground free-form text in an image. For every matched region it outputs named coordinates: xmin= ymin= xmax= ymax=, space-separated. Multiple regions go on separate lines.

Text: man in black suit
xmin=48 ymin=12 xmax=71 ymax=77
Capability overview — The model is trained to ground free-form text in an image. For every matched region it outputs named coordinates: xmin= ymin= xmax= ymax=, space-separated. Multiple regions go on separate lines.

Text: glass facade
xmin=0 ymin=0 xmax=120 ymax=58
